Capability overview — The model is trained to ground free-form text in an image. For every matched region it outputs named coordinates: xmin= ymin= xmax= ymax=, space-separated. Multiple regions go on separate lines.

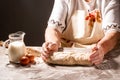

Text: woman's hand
xmin=90 ymin=30 xmax=120 ymax=65
xmin=90 ymin=45 xmax=105 ymax=65
xmin=41 ymin=42 xmax=59 ymax=61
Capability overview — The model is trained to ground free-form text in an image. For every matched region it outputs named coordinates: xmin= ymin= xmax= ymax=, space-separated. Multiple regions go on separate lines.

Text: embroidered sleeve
xmin=47 ymin=0 xmax=67 ymax=33
xmin=104 ymin=24 xmax=120 ymax=32
xmin=102 ymin=0 xmax=120 ymax=32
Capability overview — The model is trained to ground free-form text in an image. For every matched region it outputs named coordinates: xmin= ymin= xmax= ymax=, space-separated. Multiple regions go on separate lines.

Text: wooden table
xmin=0 ymin=46 xmax=120 ymax=80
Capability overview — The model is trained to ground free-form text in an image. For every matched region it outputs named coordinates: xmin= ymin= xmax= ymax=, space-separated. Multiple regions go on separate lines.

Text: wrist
xmin=51 ymin=41 xmax=61 ymax=48
xmin=97 ymin=40 xmax=113 ymax=55
xmin=97 ymin=30 xmax=119 ymax=55
xmin=97 ymin=43 xmax=106 ymax=55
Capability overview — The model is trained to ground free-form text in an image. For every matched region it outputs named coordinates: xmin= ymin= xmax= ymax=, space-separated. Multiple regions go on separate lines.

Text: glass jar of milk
xmin=4 ymin=31 xmax=26 ymax=63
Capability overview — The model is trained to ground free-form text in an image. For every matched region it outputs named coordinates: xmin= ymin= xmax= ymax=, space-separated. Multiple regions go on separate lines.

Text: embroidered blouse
xmin=47 ymin=0 xmax=120 ymax=46
xmin=48 ymin=0 xmax=120 ymax=33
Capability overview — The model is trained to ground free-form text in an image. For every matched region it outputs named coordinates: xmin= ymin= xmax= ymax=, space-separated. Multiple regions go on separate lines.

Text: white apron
xmin=61 ymin=9 xmax=104 ymax=48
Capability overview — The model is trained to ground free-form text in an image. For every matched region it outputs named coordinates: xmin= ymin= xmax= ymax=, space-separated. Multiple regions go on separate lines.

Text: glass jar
xmin=4 ymin=31 xmax=26 ymax=63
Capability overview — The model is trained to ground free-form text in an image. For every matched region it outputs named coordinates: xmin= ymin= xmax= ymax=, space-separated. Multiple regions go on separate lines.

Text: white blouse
xmin=48 ymin=0 xmax=120 ymax=32
xmin=47 ymin=0 xmax=120 ymax=46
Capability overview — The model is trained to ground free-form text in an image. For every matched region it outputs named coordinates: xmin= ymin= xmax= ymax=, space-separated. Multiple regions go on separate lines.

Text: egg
xmin=20 ymin=56 xmax=30 ymax=66
xmin=26 ymin=53 xmax=35 ymax=63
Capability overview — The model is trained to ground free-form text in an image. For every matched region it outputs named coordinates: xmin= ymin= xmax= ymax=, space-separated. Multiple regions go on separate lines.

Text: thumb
xmin=48 ymin=42 xmax=58 ymax=51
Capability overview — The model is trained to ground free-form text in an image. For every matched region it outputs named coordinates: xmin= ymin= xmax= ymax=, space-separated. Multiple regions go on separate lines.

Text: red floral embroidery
xmin=85 ymin=10 xmax=102 ymax=28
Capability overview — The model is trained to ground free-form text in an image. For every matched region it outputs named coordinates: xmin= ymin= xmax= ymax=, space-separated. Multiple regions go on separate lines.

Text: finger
xmin=41 ymin=54 xmax=47 ymax=61
xmin=42 ymin=42 xmax=53 ymax=54
xmin=41 ymin=46 xmax=55 ymax=57
xmin=91 ymin=44 xmax=98 ymax=51
xmin=41 ymin=48 xmax=49 ymax=58
xmin=48 ymin=43 xmax=55 ymax=50
xmin=92 ymin=46 xmax=98 ymax=52
xmin=48 ymin=42 xmax=58 ymax=51
xmin=42 ymin=47 xmax=49 ymax=55
xmin=90 ymin=55 xmax=99 ymax=62
xmin=42 ymin=42 xmax=49 ymax=52
xmin=91 ymin=58 xmax=103 ymax=65
xmin=90 ymin=51 xmax=99 ymax=59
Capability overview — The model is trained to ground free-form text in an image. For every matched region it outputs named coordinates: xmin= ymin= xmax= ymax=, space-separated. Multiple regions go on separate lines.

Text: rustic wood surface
xmin=0 ymin=46 xmax=120 ymax=80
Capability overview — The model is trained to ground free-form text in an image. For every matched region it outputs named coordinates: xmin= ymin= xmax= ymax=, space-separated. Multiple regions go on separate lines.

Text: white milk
xmin=8 ymin=41 xmax=26 ymax=63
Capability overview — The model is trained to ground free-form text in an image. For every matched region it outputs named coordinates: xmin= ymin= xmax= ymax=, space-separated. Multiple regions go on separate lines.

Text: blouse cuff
xmin=103 ymin=23 xmax=120 ymax=32
xmin=48 ymin=19 xmax=65 ymax=33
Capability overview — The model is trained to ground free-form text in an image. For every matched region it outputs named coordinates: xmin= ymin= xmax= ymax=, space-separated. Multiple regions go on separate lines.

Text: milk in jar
xmin=8 ymin=41 xmax=26 ymax=63
xmin=5 ymin=31 xmax=26 ymax=63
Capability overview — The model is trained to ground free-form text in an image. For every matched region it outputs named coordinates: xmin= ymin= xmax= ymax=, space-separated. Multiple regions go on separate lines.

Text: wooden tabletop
xmin=0 ymin=46 xmax=120 ymax=80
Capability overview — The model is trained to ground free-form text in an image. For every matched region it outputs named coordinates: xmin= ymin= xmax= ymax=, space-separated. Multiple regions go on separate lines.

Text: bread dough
xmin=45 ymin=49 xmax=93 ymax=66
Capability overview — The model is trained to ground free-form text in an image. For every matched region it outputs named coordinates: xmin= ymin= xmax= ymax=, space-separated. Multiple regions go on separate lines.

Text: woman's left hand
xmin=89 ymin=45 xmax=105 ymax=65
xmin=89 ymin=30 xmax=120 ymax=65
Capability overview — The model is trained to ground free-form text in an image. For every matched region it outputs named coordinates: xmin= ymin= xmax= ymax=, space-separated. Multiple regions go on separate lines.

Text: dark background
xmin=0 ymin=0 xmax=54 ymax=46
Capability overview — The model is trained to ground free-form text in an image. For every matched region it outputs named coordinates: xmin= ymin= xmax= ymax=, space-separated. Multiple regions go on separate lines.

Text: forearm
xmin=45 ymin=26 xmax=61 ymax=47
xmin=97 ymin=30 xmax=120 ymax=54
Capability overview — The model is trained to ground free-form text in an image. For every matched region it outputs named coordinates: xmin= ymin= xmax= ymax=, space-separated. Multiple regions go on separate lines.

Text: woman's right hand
xmin=41 ymin=42 xmax=59 ymax=61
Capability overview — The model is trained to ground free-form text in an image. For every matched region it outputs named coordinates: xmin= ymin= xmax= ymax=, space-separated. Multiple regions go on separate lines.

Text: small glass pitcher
xmin=4 ymin=31 xmax=26 ymax=63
